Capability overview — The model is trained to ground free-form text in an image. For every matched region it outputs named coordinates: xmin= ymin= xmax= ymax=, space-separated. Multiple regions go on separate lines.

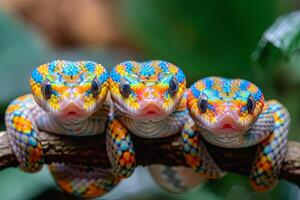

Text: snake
xmin=106 ymin=60 xmax=206 ymax=193
xmin=181 ymin=76 xmax=291 ymax=191
xmin=5 ymin=60 xmax=120 ymax=198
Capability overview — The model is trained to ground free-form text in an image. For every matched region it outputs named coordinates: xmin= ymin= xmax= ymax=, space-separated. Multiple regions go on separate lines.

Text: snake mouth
xmin=67 ymin=111 xmax=78 ymax=116
xmin=222 ymin=123 xmax=232 ymax=129
xmin=64 ymin=110 xmax=82 ymax=118
xmin=141 ymin=102 xmax=166 ymax=115
xmin=131 ymin=102 xmax=168 ymax=122
xmin=146 ymin=110 xmax=157 ymax=115
xmin=204 ymin=113 xmax=246 ymax=135
xmin=57 ymin=101 xmax=88 ymax=121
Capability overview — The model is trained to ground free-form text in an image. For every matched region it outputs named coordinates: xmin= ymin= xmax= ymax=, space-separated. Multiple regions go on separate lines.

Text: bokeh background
xmin=0 ymin=0 xmax=299 ymax=199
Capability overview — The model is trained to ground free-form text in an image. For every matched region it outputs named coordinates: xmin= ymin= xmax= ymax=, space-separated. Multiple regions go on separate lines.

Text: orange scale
xmin=274 ymin=113 xmax=283 ymax=124
xmin=12 ymin=116 xmax=20 ymax=123
xmin=29 ymin=155 xmax=38 ymax=163
xmin=123 ymin=152 xmax=132 ymax=162
xmin=186 ymin=155 xmax=200 ymax=167
xmin=256 ymin=163 xmax=263 ymax=169
xmin=22 ymin=126 xmax=32 ymax=134
xmin=18 ymin=95 xmax=30 ymax=101
xmin=177 ymin=102 xmax=187 ymax=111
xmin=195 ymin=81 xmax=206 ymax=91
xmin=247 ymin=84 xmax=258 ymax=93
xmin=53 ymin=85 xmax=68 ymax=94
xmin=187 ymin=96 xmax=196 ymax=104
xmin=85 ymin=185 xmax=105 ymax=197
xmin=131 ymin=84 xmax=140 ymax=92
xmin=116 ymin=126 xmax=125 ymax=133
xmin=110 ymin=121 xmax=118 ymax=129
xmin=16 ymin=118 xmax=33 ymax=134
xmin=37 ymin=143 xmax=43 ymax=149
xmin=113 ymin=120 xmax=122 ymax=128
xmin=57 ymin=180 xmax=73 ymax=193
xmin=212 ymin=84 xmax=222 ymax=92
xmin=262 ymin=162 xmax=272 ymax=171
xmin=188 ymin=138 xmax=195 ymax=145
xmin=7 ymin=105 xmax=20 ymax=114
xmin=33 ymin=87 xmax=42 ymax=97
xmin=259 ymin=156 xmax=268 ymax=163
xmin=31 ymin=151 xmax=42 ymax=162
xmin=117 ymin=131 xmax=126 ymax=139
xmin=77 ymin=84 xmax=90 ymax=94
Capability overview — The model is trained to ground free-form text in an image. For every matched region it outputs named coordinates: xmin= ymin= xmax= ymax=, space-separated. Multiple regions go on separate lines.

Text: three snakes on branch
xmin=4 ymin=60 xmax=290 ymax=198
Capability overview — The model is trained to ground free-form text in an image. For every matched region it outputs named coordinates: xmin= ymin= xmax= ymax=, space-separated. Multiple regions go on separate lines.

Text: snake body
xmin=4 ymin=61 xmax=291 ymax=195
xmin=182 ymin=77 xmax=290 ymax=191
xmin=5 ymin=60 xmax=120 ymax=198
xmin=107 ymin=60 xmax=205 ymax=192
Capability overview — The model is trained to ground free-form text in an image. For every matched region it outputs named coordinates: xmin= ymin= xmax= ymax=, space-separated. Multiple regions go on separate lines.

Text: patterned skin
xmin=5 ymin=60 xmax=120 ymax=198
xmin=107 ymin=60 xmax=203 ymax=192
xmin=182 ymin=77 xmax=290 ymax=191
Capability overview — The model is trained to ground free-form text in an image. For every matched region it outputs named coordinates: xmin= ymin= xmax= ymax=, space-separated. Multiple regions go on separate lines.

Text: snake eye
xmin=91 ymin=78 xmax=100 ymax=97
xmin=247 ymin=95 xmax=255 ymax=114
xmin=42 ymin=81 xmax=52 ymax=100
xmin=119 ymin=80 xmax=131 ymax=98
xmin=197 ymin=94 xmax=208 ymax=113
xmin=168 ymin=77 xmax=179 ymax=96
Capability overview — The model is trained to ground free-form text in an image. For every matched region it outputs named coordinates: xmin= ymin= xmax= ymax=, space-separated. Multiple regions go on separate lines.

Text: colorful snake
xmin=182 ymin=77 xmax=290 ymax=191
xmin=5 ymin=60 xmax=120 ymax=198
xmin=4 ymin=60 xmax=291 ymax=195
xmin=107 ymin=60 xmax=206 ymax=192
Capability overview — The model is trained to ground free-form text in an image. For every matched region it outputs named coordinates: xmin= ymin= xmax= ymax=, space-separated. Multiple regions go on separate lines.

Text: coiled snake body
xmin=182 ymin=77 xmax=291 ymax=191
xmin=5 ymin=60 xmax=120 ymax=198
xmin=5 ymin=62 xmax=291 ymax=195
xmin=106 ymin=60 xmax=206 ymax=192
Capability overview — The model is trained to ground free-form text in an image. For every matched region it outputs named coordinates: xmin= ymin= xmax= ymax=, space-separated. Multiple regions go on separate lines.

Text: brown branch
xmin=0 ymin=131 xmax=299 ymax=187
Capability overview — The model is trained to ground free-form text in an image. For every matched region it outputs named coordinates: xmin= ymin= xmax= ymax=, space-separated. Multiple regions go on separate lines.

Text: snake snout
xmin=142 ymin=88 xmax=161 ymax=100
xmin=212 ymin=113 xmax=243 ymax=134
xmin=141 ymin=102 xmax=164 ymax=116
xmin=60 ymin=101 xmax=87 ymax=119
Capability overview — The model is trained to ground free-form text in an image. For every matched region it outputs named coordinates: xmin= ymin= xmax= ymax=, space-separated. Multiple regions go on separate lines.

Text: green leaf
xmin=252 ymin=11 xmax=300 ymax=85
xmin=252 ymin=11 xmax=300 ymax=141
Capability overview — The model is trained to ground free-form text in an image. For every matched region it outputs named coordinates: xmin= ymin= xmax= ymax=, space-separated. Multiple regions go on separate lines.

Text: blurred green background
xmin=0 ymin=0 xmax=299 ymax=199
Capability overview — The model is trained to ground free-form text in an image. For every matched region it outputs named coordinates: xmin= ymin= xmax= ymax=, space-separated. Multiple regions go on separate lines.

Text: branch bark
xmin=0 ymin=131 xmax=299 ymax=187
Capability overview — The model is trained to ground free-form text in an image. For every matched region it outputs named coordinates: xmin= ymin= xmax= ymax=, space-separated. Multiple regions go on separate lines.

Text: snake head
xmin=109 ymin=60 xmax=186 ymax=122
xmin=30 ymin=60 xmax=109 ymax=122
xmin=187 ymin=77 xmax=264 ymax=135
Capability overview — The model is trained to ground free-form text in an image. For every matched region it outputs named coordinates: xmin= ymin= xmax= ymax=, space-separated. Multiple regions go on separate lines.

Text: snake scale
xmin=5 ymin=60 xmax=120 ymax=198
xmin=182 ymin=77 xmax=290 ymax=191
xmin=4 ymin=60 xmax=291 ymax=197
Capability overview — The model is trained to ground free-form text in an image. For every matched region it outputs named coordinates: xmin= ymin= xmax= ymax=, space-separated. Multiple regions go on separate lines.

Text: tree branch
xmin=0 ymin=131 xmax=299 ymax=187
